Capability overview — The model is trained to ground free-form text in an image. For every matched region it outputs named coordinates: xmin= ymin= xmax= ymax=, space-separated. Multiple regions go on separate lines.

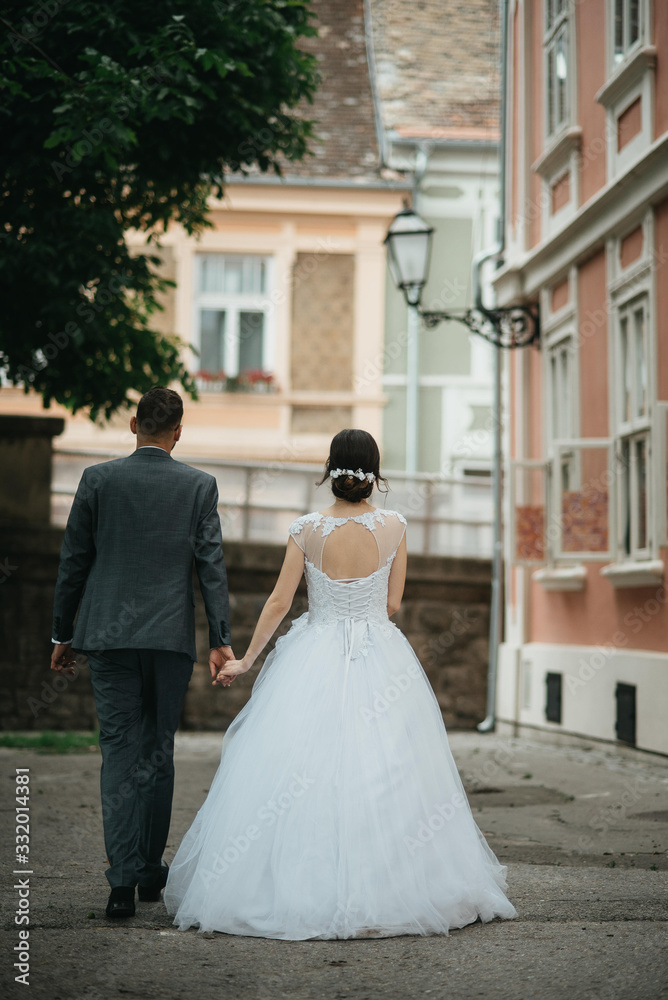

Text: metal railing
xmin=52 ymin=448 xmax=493 ymax=558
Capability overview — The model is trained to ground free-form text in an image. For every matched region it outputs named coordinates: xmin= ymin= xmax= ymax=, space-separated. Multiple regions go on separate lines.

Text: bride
xmin=164 ymin=429 xmax=517 ymax=939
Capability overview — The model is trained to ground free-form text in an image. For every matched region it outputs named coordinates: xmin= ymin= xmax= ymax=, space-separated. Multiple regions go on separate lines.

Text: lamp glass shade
xmin=384 ymin=209 xmax=434 ymax=304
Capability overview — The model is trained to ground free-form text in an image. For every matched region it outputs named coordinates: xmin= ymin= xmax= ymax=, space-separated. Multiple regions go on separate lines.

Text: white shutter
xmin=654 ymin=403 xmax=668 ymax=548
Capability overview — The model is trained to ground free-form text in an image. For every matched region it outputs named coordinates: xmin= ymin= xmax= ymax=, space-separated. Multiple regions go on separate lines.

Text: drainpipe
xmin=363 ymin=0 xmax=388 ymax=170
xmin=405 ymin=146 xmax=430 ymax=475
xmin=477 ymin=0 xmax=509 ymax=733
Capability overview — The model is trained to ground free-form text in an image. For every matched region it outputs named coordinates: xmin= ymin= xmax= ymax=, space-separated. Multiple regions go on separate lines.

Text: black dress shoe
xmin=106 ymin=886 xmax=135 ymax=919
xmin=138 ymin=861 xmax=169 ymax=902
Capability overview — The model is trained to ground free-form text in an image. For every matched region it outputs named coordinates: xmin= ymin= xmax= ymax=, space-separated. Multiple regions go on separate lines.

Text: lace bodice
xmin=288 ymin=509 xmax=407 ymax=636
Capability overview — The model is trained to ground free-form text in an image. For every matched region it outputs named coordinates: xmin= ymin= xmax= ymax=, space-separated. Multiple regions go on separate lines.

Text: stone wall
xmin=0 ymin=525 xmax=98 ymax=731
xmin=0 ymin=525 xmax=491 ymax=733
xmin=0 ymin=415 xmax=64 ymax=523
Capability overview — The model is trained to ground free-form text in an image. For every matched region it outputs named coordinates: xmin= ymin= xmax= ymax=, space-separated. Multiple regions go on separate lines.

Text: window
xmin=548 ymin=335 xmax=575 ymax=492
xmin=194 ymin=254 xmax=272 ymax=383
xmin=545 ymin=0 xmax=567 ymax=28
xmin=544 ymin=2 xmax=570 ymax=138
xmin=541 ymin=319 xmax=613 ymax=566
xmin=596 ymin=1 xmax=652 ymax=181
xmin=509 ymin=322 xmax=583 ymax=570
xmin=613 ymin=0 xmax=642 ymax=66
xmin=554 ymin=439 xmax=613 ymax=560
xmin=615 ymin=296 xmax=650 ymax=559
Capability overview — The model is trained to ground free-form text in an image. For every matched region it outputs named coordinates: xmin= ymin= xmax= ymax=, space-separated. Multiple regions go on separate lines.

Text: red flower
xmin=242 ymin=369 xmax=274 ymax=385
xmin=194 ymin=369 xmax=226 ymax=382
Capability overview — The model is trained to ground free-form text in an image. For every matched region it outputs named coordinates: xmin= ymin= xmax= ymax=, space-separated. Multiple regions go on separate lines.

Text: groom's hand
xmin=50 ymin=643 xmax=77 ymax=676
xmin=208 ymin=645 xmax=235 ymax=681
xmin=213 ymin=658 xmax=249 ymax=687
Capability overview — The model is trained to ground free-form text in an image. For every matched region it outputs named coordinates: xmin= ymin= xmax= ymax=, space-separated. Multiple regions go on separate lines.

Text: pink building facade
xmin=494 ymin=0 xmax=668 ymax=754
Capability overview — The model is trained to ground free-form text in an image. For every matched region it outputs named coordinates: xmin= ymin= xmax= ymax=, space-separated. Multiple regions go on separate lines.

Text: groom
xmin=50 ymin=387 xmax=234 ymax=919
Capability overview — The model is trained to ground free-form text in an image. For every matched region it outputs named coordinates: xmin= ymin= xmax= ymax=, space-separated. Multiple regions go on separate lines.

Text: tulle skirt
xmin=164 ymin=615 xmax=518 ymax=939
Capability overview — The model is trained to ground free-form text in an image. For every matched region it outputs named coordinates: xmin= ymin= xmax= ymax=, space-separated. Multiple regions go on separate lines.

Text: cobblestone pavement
xmin=2 ymin=730 xmax=667 ymax=1000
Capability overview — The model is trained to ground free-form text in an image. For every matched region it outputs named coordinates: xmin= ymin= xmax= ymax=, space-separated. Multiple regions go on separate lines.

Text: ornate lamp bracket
xmin=418 ymin=303 xmax=540 ymax=349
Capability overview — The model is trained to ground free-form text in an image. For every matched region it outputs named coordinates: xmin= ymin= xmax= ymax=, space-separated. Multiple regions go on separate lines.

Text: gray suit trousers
xmin=87 ymin=648 xmax=193 ymax=889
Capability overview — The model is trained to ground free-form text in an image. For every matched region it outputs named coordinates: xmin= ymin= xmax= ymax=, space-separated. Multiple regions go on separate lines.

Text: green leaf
xmin=0 ymin=0 xmax=318 ymax=421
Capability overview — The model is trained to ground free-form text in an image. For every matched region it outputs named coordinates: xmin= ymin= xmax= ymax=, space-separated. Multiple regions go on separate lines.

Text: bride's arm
xmin=213 ymin=537 xmax=305 ymax=686
xmin=387 ymin=536 xmax=407 ymax=618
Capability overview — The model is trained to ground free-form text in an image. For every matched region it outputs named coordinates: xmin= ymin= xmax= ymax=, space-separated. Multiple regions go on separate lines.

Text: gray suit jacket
xmin=52 ymin=448 xmax=231 ymax=661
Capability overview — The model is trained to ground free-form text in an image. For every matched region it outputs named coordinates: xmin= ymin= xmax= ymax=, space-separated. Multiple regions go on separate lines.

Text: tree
xmin=0 ymin=0 xmax=318 ymax=419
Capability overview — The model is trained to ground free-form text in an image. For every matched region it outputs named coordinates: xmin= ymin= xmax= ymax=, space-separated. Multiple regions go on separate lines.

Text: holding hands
xmin=213 ymin=657 xmax=251 ymax=687
xmin=208 ymin=645 xmax=250 ymax=687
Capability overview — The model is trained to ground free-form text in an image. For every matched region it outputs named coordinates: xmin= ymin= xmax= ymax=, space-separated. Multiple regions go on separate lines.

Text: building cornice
xmin=224 ymin=173 xmax=411 ymax=191
xmin=531 ymin=126 xmax=582 ymax=178
xmin=193 ymin=390 xmax=387 ymax=407
xmin=204 ymin=182 xmax=409 ymax=222
xmin=388 ymin=134 xmax=499 ymax=153
xmin=595 ymin=45 xmax=657 ymax=108
xmin=494 ymin=129 xmax=668 ymax=302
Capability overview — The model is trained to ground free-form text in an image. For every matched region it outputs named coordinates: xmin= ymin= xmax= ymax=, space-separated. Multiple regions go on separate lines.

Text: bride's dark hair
xmin=317 ymin=428 xmax=389 ymax=503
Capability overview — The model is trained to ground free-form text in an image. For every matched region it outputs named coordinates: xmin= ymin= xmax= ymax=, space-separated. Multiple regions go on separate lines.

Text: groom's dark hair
xmin=136 ymin=387 xmax=183 ymax=437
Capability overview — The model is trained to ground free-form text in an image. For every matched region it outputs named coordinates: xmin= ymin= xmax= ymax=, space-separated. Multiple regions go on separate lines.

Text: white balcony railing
xmin=52 ymin=449 xmax=493 ymax=559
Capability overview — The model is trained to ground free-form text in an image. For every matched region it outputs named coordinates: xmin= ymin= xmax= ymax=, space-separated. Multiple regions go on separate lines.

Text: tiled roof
xmin=282 ymin=0 xmax=381 ymax=179
xmin=265 ymin=0 xmax=500 ymax=184
xmin=368 ymin=0 xmax=500 ymax=140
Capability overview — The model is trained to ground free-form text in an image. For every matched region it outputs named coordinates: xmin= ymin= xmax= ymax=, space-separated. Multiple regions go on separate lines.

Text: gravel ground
xmin=2 ymin=730 xmax=667 ymax=1000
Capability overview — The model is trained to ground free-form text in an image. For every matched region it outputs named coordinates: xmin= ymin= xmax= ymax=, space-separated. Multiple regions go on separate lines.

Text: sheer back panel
xmin=289 ymin=510 xmax=407 ymax=581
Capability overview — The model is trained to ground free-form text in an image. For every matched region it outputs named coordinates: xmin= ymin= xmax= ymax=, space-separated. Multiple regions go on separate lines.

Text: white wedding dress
xmin=164 ymin=509 xmax=517 ymax=939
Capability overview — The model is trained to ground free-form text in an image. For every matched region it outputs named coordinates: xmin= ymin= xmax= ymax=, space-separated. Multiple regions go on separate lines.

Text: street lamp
xmin=384 ymin=205 xmax=540 ymax=733
xmin=384 ymin=206 xmax=540 ymax=348
xmin=384 ymin=207 xmax=434 ymax=309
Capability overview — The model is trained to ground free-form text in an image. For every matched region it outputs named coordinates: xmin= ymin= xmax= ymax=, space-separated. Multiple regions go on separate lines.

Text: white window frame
xmin=192 ymin=253 xmax=274 ymax=383
xmin=615 ymin=428 xmax=651 ymax=559
xmin=535 ymin=3 xmax=578 ymax=241
xmin=607 ymin=216 xmax=657 ymax=564
xmin=655 ymin=401 xmax=668 ymax=548
xmin=546 ymin=330 xmax=579 ymax=514
xmin=613 ymin=293 xmax=652 ymax=560
xmin=552 ymin=438 xmax=615 ymax=562
xmin=609 ymin=0 xmax=649 ymax=72
xmin=532 ymin=277 xmax=616 ymax=571
xmin=546 ymin=331 xmax=577 ymax=448
xmin=542 ymin=276 xmax=579 ymax=448
xmin=543 ymin=0 xmax=572 ymax=142
xmin=596 ymin=0 xmax=654 ymax=181
xmin=615 ymin=295 xmax=650 ymax=437
xmin=541 ymin=279 xmax=582 ymax=566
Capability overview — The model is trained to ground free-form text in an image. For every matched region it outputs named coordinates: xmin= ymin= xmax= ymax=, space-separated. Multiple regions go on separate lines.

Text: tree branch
xmin=0 ymin=15 xmax=74 ymax=82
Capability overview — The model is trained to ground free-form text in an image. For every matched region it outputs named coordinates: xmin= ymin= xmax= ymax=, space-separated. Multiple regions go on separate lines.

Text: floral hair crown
xmin=329 ymin=467 xmax=375 ymax=483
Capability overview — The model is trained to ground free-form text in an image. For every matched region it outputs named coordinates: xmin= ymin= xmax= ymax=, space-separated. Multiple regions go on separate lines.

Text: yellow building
xmin=127 ymin=180 xmax=407 ymax=462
